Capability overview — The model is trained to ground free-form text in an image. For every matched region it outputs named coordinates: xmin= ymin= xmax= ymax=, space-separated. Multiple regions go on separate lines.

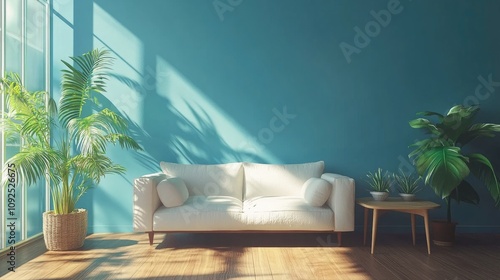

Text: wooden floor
xmin=1 ymin=231 xmax=499 ymax=279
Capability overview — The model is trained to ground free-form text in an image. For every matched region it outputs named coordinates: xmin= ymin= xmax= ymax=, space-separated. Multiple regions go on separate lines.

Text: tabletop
xmin=356 ymin=197 xmax=440 ymax=210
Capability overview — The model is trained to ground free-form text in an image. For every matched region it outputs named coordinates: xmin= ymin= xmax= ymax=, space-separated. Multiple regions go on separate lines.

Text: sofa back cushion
xmin=160 ymin=162 xmax=244 ymax=200
xmin=243 ymin=161 xmax=324 ymax=200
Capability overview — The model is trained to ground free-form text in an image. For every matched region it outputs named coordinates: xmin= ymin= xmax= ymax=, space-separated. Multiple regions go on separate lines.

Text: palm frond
xmin=68 ymin=108 xmax=142 ymax=154
xmin=71 ymin=154 xmax=126 ymax=184
xmin=67 ymin=117 xmax=108 ymax=155
xmin=59 ymin=49 xmax=114 ymax=127
xmin=19 ymin=114 xmax=50 ymax=145
xmin=2 ymin=146 xmax=61 ymax=188
xmin=107 ymin=134 xmax=143 ymax=151
xmin=0 ymin=118 xmax=22 ymax=142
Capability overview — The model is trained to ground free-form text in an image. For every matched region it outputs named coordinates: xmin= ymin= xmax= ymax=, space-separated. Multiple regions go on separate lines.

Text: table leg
xmin=411 ymin=214 xmax=416 ymax=246
xmin=371 ymin=209 xmax=379 ymax=254
xmin=423 ymin=210 xmax=431 ymax=254
xmin=364 ymin=208 xmax=369 ymax=246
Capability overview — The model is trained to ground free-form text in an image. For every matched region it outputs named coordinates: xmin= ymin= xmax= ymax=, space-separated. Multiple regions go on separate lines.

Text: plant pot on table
xmin=370 ymin=191 xmax=389 ymax=201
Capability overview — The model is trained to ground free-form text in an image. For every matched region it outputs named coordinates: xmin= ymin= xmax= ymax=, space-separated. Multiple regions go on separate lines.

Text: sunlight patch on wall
xmin=52 ymin=0 xmax=74 ymax=99
xmin=93 ymin=2 xmax=144 ymax=123
xmin=155 ymin=56 xmax=279 ymax=163
xmin=52 ymin=0 xmax=74 ymax=23
xmin=90 ymin=2 xmax=280 ymax=164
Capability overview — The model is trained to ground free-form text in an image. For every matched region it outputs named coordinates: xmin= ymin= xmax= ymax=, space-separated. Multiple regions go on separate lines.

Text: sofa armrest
xmin=321 ymin=173 xmax=355 ymax=232
xmin=133 ymin=172 xmax=167 ymax=232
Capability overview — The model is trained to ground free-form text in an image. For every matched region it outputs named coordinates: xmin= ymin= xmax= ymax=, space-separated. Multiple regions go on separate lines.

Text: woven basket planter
xmin=43 ymin=209 xmax=88 ymax=251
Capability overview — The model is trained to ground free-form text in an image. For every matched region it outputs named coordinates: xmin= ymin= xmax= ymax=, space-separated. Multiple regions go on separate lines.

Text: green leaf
xmin=449 ymin=180 xmax=480 ymax=205
xmin=416 ymin=146 xmax=470 ymax=199
xmin=438 ymin=105 xmax=479 ymax=143
xmin=59 ymin=49 xmax=114 ymax=127
xmin=468 ymin=153 xmax=500 ymax=207
xmin=457 ymin=123 xmax=500 ymax=146
xmin=409 ymin=118 xmax=440 ymax=135
xmin=417 ymin=111 xmax=444 ymax=121
xmin=409 ymin=138 xmax=443 ymax=160
xmin=2 ymin=146 xmax=61 ymax=188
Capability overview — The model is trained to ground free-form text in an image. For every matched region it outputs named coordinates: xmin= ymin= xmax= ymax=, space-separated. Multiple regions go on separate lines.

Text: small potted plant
xmin=393 ymin=170 xmax=421 ymax=201
xmin=366 ymin=168 xmax=391 ymax=201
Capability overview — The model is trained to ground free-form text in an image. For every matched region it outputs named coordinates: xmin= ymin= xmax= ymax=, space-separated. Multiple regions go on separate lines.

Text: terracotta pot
xmin=431 ymin=220 xmax=457 ymax=246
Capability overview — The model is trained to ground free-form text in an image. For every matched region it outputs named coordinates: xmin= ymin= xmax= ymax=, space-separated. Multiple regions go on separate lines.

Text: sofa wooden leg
xmin=337 ymin=232 xmax=342 ymax=246
xmin=148 ymin=232 xmax=154 ymax=245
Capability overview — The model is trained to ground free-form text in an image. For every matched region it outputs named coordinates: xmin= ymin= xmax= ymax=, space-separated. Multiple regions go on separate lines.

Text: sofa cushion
xmin=157 ymin=177 xmax=189 ymax=208
xmin=160 ymin=162 xmax=244 ymax=200
xmin=153 ymin=196 xmax=245 ymax=231
xmin=243 ymin=161 xmax=324 ymax=200
xmin=301 ymin=178 xmax=332 ymax=207
xmin=242 ymin=196 xmax=334 ymax=230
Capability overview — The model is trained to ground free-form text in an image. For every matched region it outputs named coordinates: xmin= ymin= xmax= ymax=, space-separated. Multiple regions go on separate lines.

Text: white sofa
xmin=133 ymin=161 xmax=355 ymax=245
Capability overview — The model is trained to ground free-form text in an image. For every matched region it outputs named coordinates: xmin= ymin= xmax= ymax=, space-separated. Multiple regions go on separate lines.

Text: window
xmin=1 ymin=0 xmax=50 ymax=250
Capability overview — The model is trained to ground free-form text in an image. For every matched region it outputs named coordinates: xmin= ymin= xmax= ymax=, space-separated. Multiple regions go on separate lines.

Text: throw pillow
xmin=301 ymin=178 xmax=331 ymax=207
xmin=157 ymin=177 xmax=189 ymax=208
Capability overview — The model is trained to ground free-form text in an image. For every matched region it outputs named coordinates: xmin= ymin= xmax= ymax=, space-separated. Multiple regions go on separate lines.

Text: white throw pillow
xmin=301 ymin=178 xmax=331 ymax=207
xmin=157 ymin=177 xmax=189 ymax=208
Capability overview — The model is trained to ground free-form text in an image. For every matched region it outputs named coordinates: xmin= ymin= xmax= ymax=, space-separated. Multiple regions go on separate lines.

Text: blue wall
xmin=51 ymin=0 xmax=500 ymax=233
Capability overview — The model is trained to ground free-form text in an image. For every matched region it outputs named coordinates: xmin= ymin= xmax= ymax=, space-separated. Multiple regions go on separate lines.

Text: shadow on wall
xmin=92 ymin=0 xmax=347 ymax=167
xmin=105 ymin=65 xmax=267 ymax=168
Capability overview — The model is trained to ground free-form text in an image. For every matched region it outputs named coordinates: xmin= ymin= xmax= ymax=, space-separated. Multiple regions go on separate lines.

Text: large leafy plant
xmin=409 ymin=105 xmax=500 ymax=222
xmin=1 ymin=49 xmax=142 ymax=214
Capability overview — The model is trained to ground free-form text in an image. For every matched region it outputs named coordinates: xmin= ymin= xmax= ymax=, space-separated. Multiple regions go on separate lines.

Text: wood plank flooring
xmin=1 ymin=231 xmax=499 ymax=279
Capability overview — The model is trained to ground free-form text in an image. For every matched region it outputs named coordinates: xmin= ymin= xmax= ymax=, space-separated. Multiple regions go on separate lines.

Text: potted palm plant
xmin=409 ymin=104 xmax=500 ymax=245
xmin=392 ymin=170 xmax=421 ymax=201
xmin=366 ymin=168 xmax=391 ymax=201
xmin=0 ymin=49 xmax=142 ymax=250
